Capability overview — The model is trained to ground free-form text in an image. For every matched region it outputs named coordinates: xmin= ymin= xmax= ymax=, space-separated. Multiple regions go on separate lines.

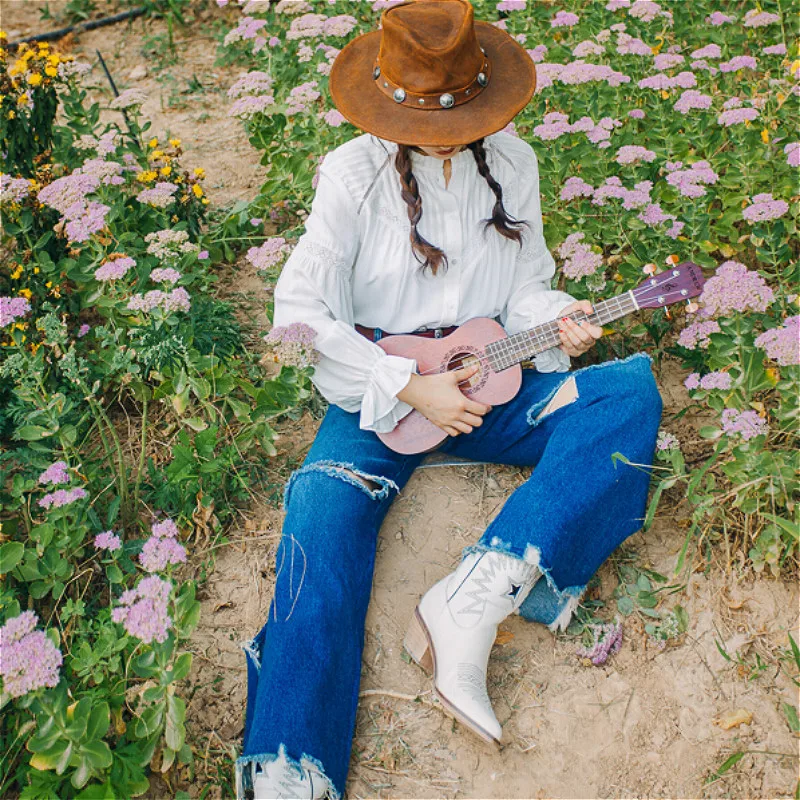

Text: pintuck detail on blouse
xmin=271 ymin=131 xmax=578 ymax=434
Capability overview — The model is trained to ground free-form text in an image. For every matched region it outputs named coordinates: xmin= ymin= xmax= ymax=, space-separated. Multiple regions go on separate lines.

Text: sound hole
xmin=447 ymin=352 xmax=482 ymax=388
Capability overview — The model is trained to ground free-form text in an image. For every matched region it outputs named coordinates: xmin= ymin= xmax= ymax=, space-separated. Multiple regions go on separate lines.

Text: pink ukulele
xmin=375 ymin=263 xmax=705 ymax=454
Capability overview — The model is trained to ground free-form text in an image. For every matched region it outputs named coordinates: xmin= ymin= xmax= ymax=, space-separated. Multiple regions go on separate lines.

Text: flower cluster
xmin=717 ymin=106 xmax=759 ymax=127
xmin=576 ymin=620 xmax=623 ymax=665
xmin=656 ymin=430 xmax=680 ymax=451
xmin=674 ymin=89 xmax=713 ymax=114
xmin=38 ymin=460 xmax=70 ymax=485
xmin=127 ymin=287 xmax=191 ymax=314
xmin=136 ymin=181 xmax=179 ymax=209
xmin=39 ymin=486 xmax=88 ymax=510
xmin=0 ymin=611 xmax=63 ymax=698
xmin=0 ymin=296 xmax=32 ymax=327
xmin=1 ymin=175 xmax=32 ymax=205
xmin=615 ymin=145 xmax=657 ymax=164
xmin=676 ymin=319 xmax=721 ymax=350
xmin=741 ymin=193 xmax=790 ymax=224
xmin=112 ymin=575 xmax=173 ymax=644
xmin=109 ymin=88 xmax=148 ymax=110
xmin=139 ymin=518 xmax=187 ymax=573
xmin=246 ymin=237 xmax=291 ymax=271
xmin=754 ymin=316 xmax=800 ymax=366
xmin=95 ymin=530 xmax=123 ymax=552
xmin=286 ymin=80 xmax=320 ymax=115
xmin=149 ymin=267 xmax=182 ymax=285
xmin=551 ymin=11 xmax=580 ymax=28
xmin=556 ymin=233 xmax=604 ymax=280
xmin=95 ymin=254 xmax=136 ymax=282
xmin=534 ymin=112 xmax=622 ymax=147
xmin=145 ymin=228 xmax=200 ymax=262
xmin=263 ymin=322 xmax=319 ymax=369
xmin=684 ymin=370 xmax=733 ymax=391
xmin=698 ymin=261 xmax=774 ymax=318
xmin=721 ymin=408 xmax=768 ymax=441
xmin=535 ymin=60 xmax=630 ymax=92
xmin=665 ymin=160 xmax=719 ymax=198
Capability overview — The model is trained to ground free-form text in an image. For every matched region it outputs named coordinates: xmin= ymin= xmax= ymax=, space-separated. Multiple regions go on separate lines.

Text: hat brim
xmin=329 ymin=22 xmax=536 ymax=147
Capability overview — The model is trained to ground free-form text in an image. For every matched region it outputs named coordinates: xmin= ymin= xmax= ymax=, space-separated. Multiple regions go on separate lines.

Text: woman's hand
xmin=396 ymin=363 xmax=492 ymax=438
xmin=557 ymin=300 xmax=603 ymax=357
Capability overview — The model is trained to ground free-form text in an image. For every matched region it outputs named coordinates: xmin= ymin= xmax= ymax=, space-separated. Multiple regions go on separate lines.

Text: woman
xmin=236 ymin=2 xmax=663 ymax=798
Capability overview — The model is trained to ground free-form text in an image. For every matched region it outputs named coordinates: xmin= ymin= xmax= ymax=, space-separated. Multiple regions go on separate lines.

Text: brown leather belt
xmin=355 ymin=323 xmax=457 ymax=342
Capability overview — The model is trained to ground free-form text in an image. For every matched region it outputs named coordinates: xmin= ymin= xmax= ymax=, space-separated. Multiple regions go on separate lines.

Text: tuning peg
xmin=685 ymin=300 xmax=699 ymax=314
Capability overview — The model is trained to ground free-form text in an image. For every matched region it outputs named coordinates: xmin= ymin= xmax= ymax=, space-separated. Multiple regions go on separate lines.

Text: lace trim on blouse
xmin=292 ymin=237 xmax=352 ymax=276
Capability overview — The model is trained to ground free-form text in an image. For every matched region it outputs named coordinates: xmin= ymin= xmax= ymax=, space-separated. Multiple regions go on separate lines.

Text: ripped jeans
xmin=236 ymin=352 xmax=663 ymax=798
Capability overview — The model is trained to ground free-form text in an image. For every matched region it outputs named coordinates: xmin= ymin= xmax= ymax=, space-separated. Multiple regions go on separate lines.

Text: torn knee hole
xmin=336 ymin=467 xmax=380 ymax=492
xmin=534 ymin=376 xmax=579 ymax=422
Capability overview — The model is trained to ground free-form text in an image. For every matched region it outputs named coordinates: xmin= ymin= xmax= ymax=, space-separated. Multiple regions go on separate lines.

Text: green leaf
xmin=0 ymin=541 xmax=25 ymax=574
xmin=165 ymin=695 xmax=186 ymax=752
xmin=783 ymin=703 xmax=800 ymax=733
xmin=707 ymin=751 xmax=745 ymax=783
xmin=617 ymin=595 xmax=635 ymax=616
xmin=80 ymin=741 xmax=112 ymax=770
xmin=15 ymin=425 xmax=52 ymax=441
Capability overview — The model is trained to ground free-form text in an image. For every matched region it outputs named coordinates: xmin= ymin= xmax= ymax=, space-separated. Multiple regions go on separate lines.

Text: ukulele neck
xmin=486 ymin=291 xmax=639 ymax=371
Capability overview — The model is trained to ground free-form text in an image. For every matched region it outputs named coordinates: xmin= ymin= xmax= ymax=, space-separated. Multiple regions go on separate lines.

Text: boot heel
xmin=404 ymin=608 xmax=434 ymax=674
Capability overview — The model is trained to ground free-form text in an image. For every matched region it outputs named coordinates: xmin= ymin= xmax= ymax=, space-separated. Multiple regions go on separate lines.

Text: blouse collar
xmin=407 ymin=143 xmax=474 ymax=176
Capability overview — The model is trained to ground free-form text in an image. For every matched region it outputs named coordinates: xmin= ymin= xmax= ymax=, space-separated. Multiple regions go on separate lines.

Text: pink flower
xmin=615 ymin=145 xmax=657 ymax=164
xmin=39 ymin=486 xmax=87 ymax=510
xmin=743 ymin=10 xmax=780 ymax=27
xmin=0 ymin=296 xmax=31 ymax=327
xmin=246 ymin=238 xmax=291 ymax=271
xmin=674 ymin=90 xmax=712 ymax=113
xmin=721 ymin=409 xmax=768 ymax=440
xmin=497 ymin=0 xmax=525 ymax=10
xmin=628 ymin=109 xmax=645 ymax=119
xmin=690 ymin=44 xmax=721 ymax=60
xmin=560 ymin=176 xmax=595 ymax=202
xmin=784 ymin=142 xmax=800 ymax=168
xmin=556 ymin=233 xmax=603 ymax=279
xmin=551 ymin=11 xmax=579 ymax=27
xmin=754 ymin=316 xmax=800 ymax=366
xmin=264 ymin=322 xmax=319 ymax=368
xmin=742 ymin=193 xmax=790 ymax=224
xmin=699 ymin=371 xmax=733 ymax=391
xmin=140 ymin=518 xmax=187 ymax=573
xmin=95 ymin=255 xmax=136 ymax=282
xmin=527 ymin=44 xmax=548 ymax=63
xmin=38 ymin=460 xmax=70 ymax=486
xmin=576 ymin=620 xmax=623 ymax=665
xmin=717 ymin=106 xmax=759 ymax=126
xmin=149 ymin=267 xmax=181 ymax=285
xmin=719 ymin=56 xmax=758 ymax=73
xmin=95 ymin=530 xmax=122 ymax=552
xmin=706 ymin=11 xmax=734 ymax=25
xmin=677 ymin=319 xmax=721 ymax=349
xmin=78 ymin=324 xmax=91 ymax=338
xmin=666 ymin=161 xmax=718 ymax=197
xmin=763 ymin=43 xmax=787 ymax=56
xmin=112 ymin=575 xmax=173 ymax=644
xmin=628 ymin=0 xmax=664 ymax=22
xmin=653 ymin=53 xmax=684 ymax=70
xmin=0 ymin=612 xmax=63 ymax=697
xmin=698 ymin=261 xmax=774 ymax=318
xmin=322 ymin=108 xmax=346 ymax=127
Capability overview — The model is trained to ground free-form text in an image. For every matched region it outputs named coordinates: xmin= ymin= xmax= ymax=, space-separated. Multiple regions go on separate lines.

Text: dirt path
xmin=5 ymin=4 xmax=797 ymax=798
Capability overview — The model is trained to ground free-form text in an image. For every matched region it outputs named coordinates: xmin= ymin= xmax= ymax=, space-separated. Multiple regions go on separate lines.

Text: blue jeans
xmin=236 ymin=352 xmax=663 ymax=798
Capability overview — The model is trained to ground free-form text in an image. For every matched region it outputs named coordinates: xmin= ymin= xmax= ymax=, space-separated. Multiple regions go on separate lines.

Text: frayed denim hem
xmin=525 ymin=351 xmax=654 ymax=427
xmin=283 ymin=458 xmax=401 ymax=508
xmin=235 ymin=743 xmax=341 ymax=800
xmin=463 ymin=539 xmax=586 ymax=632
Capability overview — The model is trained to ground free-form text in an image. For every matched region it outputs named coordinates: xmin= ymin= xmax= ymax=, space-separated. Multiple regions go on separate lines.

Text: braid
xmin=394 ymin=144 xmax=449 ymax=276
xmin=468 ymin=138 xmax=530 ymax=247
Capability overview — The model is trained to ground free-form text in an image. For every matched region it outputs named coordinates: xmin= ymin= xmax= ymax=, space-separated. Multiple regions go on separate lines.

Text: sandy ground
xmin=4 ymin=3 xmax=798 ymax=798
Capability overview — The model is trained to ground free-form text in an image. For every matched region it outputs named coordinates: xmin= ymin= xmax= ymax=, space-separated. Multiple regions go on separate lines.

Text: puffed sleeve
xmin=271 ymin=164 xmax=418 ymax=433
xmin=499 ymin=144 xmax=577 ymax=373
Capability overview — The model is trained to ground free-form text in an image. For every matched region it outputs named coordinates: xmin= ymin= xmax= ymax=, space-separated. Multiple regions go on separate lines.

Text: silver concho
xmin=439 ymin=93 xmax=455 ymax=108
xmin=373 ymin=65 xmax=381 ymax=79
xmin=477 ymin=72 xmax=488 ymax=87
xmin=393 ymin=88 xmax=406 ymax=103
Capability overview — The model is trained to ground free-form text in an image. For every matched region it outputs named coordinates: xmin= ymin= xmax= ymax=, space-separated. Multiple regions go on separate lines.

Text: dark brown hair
xmin=393 ymin=138 xmax=530 ymax=276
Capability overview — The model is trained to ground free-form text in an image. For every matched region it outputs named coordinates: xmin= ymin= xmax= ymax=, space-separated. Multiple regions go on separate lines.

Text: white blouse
xmin=271 ymin=131 xmax=577 ymax=433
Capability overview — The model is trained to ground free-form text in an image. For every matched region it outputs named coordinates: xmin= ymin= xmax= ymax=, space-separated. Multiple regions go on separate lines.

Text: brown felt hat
xmin=328 ymin=0 xmax=537 ymax=147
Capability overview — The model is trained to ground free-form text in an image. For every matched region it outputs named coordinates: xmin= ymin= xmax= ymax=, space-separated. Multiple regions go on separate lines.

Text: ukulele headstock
xmin=633 ymin=261 xmax=705 ymax=310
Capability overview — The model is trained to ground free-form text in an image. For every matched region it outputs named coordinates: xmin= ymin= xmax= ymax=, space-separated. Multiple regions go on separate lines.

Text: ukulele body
xmin=375 ymin=317 xmax=522 ymax=455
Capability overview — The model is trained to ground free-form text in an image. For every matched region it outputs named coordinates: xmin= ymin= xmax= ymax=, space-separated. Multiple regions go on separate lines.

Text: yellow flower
xmin=17 ymin=93 xmax=29 ymax=106
xmin=136 ymin=170 xmax=157 ymax=183
xmin=45 ymin=281 xmax=52 ymax=289
xmin=9 ymin=60 xmax=26 ymax=76
xmin=150 ymin=149 xmax=164 ymax=160
xmin=7 ymin=110 xmax=15 ymax=120
xmin=148 ymin=137 xmax=158 ymax=148
xmin=30 ymin=342 xmax=41 ymax=355
xmin=45 ymin=66 xmax=58 ymax=78
xmin=761 ymin=128 xmax=770 ymax=143
xmin=27 ymin=73 xmax=43 ymax=86
xmin=160 ymin=165 xmax=172 ymax=176
xmin=660 ymin=90 xmax=670 ymax=100
xmin=11 ymin=265 xmax=23 ymax=280
xmin=791 ymin=59 xmax=800 ymax=76
xmin=47 ymin=54 xmax=60 ymax=65
xmin=201 ymin=197 xmax=209 ymax=205
xmin=192 ymin=184 xmax=204 ymax=198
xmin=19 ymin=288 xmax=33 ymax=299
xmin=33 ymin=266 xmax=39 ymax=274
xmin=193 ymin=167 xmax=205 ymax=178
xmin=0 ymin=30 xmax=7 ymax=40
xmin=169 ymin=138 xmax=181 ymax=147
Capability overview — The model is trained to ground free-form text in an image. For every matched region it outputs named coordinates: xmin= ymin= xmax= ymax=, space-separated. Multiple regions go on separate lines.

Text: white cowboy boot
xmin=251 ymin=749 xmax=333 ymax=800
xmin=404 ymin=549 xmax=540 ymax=744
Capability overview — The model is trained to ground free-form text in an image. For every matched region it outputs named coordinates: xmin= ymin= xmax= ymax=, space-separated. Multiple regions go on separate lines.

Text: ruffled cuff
xmin=533 ymin=347 xmax=571 ymax=373
xmin=359 ymin=354 xmax=418 ymax=433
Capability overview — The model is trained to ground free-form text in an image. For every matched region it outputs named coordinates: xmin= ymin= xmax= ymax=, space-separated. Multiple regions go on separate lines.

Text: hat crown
xmin=379 ymin=0 xmax=485 ymax=94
